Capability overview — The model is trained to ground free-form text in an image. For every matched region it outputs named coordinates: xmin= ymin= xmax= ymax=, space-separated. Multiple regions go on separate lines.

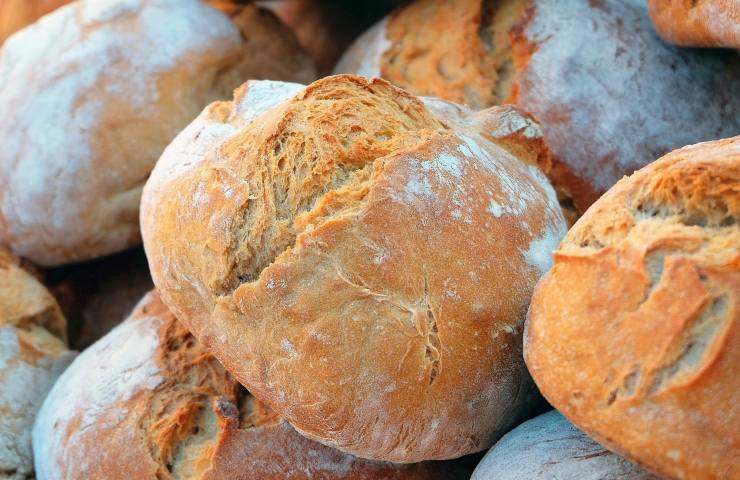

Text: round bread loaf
xmin=0 ymin=247 xmax=74 ymax=480
xmin=0 ymin=0 xmax=71 ymax=45
xmin=33 ymin=290 xmax=471 ymax=480
xmin=0 ymin=0 xmax=315 ymax=266
xmin=648 ymin=0 xmax=740 ymax=48
xmin=334 ymin=0 xmax=740 ymax=213
xmin=141 ymin=75 xmax=567 ymax=462
xmin=524 ymin=136 xmax=740 ymax=479
xmin=472 ymin=410 xmax=656 ymax=480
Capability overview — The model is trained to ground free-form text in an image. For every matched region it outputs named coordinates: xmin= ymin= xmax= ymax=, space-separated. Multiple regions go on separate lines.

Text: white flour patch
xmin=332 ymin=17 xmax=391 ymax=77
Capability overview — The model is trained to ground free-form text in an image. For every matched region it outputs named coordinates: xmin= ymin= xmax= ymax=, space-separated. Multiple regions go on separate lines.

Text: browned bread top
xmin=33 ymin=290 xmax=471 ymax=479
xmin=648 ymin=0 xmax=740 ymax=48
xmin=0 ymin=0 xmax=71 ymax=45
xmin=524 ymin=136 xmax=740 ymax=480
xmin=141 ymin=75 xmax=566 ymax=462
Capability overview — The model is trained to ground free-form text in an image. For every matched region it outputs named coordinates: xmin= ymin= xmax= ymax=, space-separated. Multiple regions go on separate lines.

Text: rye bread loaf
xmin=334 ymin=0 xmax=740 ymax=213
xmin=33 ymin=291 xmax=471 ymax=480
xmin=472 ymin=410 xmax=657 ymax=480
xmin=141 ymin=75 xmax=567 ymax=462
xmin=648 ymin=0 xmax=740 ymax=48
xmin=0 ymin=0 xmax=315 ymax=266
xmin=524 ymin=136 xmax=740 ymax=480
xmin=0 ymin=248 xmax=74 ymax=480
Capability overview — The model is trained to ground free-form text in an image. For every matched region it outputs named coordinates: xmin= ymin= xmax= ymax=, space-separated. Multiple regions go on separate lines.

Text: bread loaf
xmin=33 ymin=291 xmax=471 ymax=480
xmin=334 ymin=0 xmax=740 ymax=213
xmin=524 ymin=136 xmax=740 ymax=479
xmin=0 ymin=248 xmax=74 ymax=480
xmin=141 ymin=75 xmax=566 ymax=462
xmin=0 ymin=0 xmax=70 ymax=45
xmin=471 ymin=410 xmax=656 ymax=480
xmin=648 ymin=0 xmax=740 ymax=48
xmin=0 ymin=0 xmax=315 ymax=266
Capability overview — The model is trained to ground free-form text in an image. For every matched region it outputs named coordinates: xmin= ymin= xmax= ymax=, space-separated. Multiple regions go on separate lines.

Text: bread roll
xmin=648 ymin=0 xmax=740 ymax=48
xmin=141 ymin=75 xmax=566 ymax=462
xmin=0 ymin=0 xmax=315 ymax=267
xmin=0 ymin=248 xmax=74 ymax=480
xmin=524 ymin=136 xmax=740 ymax=479
xmin=334 ymin=0 xmax=740 ymax=213
xmin=0 ymin=0 xmax=71 ymax=45
xmin=472 ymin=410 xmax=656 ymax=480
xmin=33 ymin=290 xmax=471 ymax=480
xmin=47 ymin=247 xmax=153 ymax=350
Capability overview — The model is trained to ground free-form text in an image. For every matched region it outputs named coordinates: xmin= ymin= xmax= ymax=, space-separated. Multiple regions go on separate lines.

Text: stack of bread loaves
xmin=0 ymin=0 xmax=737 ymax=479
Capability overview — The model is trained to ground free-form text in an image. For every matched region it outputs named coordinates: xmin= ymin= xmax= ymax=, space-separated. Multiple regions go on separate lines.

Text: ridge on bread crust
xmin=524 ymin=136 xmax=740 ymax=480
xmin=142 ymin=75 xmax=566 ymax=462
xmin=33 ymin=291 xmax=469 ymax=479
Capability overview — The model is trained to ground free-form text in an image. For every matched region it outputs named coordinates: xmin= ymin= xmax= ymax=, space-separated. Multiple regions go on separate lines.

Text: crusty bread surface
xmin=525 ymin=136 xmax=740 ymax=480
xmin=648 ymin=0 xmax=740 ymax=48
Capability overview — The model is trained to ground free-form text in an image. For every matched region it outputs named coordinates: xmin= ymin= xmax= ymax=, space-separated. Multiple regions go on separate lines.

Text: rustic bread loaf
xmin=472 ymin=410 xmax=657 ymax=480
xmin=648 ymin=0 xmax=740 ymax=48
xmin=0 ymin=0 xmax=70 ymax=45
xmin=141 ymin=75 xmax=566 ymax=462
xmin=524 ymin=136 xmax=740 ymax=480
xmin=33 ymin=291 xmax=471 ymax=480
xmin=0 ymin=0 xmax=315 ymax=266
xmin=334 ymin=0 xmax=740 ymax=213
xmin=0 ymin=248 xmax=74 ymax=480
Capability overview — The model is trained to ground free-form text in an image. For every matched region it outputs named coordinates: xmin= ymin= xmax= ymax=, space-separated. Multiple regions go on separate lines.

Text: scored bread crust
xmin=0 ymin=248 xmax=73 ymax=480
xmin=0 ymin=0 xmax=315 ymax=266
xmin=471 ymin=410 xmax=656 ymax=480
xmin=334 ymin=0 xmax=740 ymax=214
xmin=648 ymin=0 xmax=740 ymax=48
xmin=33 ymin=291 xmax=470 ymax=480
xmin=141 ymin=75 xmax=566 ymax=462
xmin=524 ymin=136 xmax=740 ymax=480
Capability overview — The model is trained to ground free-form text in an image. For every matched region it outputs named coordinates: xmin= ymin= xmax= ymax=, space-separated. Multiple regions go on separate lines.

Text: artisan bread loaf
xmin=524 ymin=136 xmax=740 ymax=479
xmin=33 ymin=291 xmax=470 ymax=480
xmin=334 ymin=0 xmax=740 ymax=212
xmin=0 ymin=0 xmax=70 ymax=45
xmin=0 ymin=0 xmax=315 ymax=266
xmin=648 ymin=0 xmax=739 ymax=48
xmin=141 ymin=75 xmax=566 ymax=462
xmin=472 ymin=410 xmax=656 ymax=480
xmin=0 ymin=248 xmax=74 ymax=480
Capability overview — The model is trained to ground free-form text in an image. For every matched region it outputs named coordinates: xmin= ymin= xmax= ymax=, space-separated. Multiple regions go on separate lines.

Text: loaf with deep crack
xmin=33 ymin=291 xmax=471 ymax=480
xmin=524 ymin=136 xmax=740 ymax=480
xmin=141 ymin=75 xmax=567 ymax=462
xmin=0 ymin=0 xmax=315 ymax=266
xmin=648 ymin=0 xmax=740 ymax=48
xmin=0 ymin=247 xmax=74 ymax=480
xmin=334 ymin=0 xmax=740 ymax=213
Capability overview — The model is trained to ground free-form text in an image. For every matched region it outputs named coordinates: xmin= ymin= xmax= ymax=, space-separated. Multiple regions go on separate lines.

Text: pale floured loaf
xmin=0 ymin=0 xmax=315 ymax=266
xmin=0 ymin=248 xmax=74 ymax=480
xmin=141 ymin=75 xmax=567 ymax=462
xmin=33 ymin=291 xmax=471 ymax=480
xmin=525 ymin=136 xmax=740 ymax=479
xmin=472 ymin=410 xmax=656 ymax=480
xmin=334 ymin=0 xmax=740 ymax=213
xmin=648 ymin=0 xmax=740 ymax=48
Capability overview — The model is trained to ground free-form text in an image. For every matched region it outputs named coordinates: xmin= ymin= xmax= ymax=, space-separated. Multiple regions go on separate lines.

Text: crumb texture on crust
xmin=512 ymin=0 xmax=740 ymax=211
xmin=524 ymin=136 xmax=740 ymax=480
xmin=334 ymin=0 xmax=528 ymax=109
xmin=471 ymin=410 xmax=657 ymax=479
xmin=33 ymin=291 xmax=469 ymax=480
xmin=141 ymin=75 xmax=566 ymax=462
xmin=0 ymin=248 xmax=72 ymax=480
xmin=0 ymin=0 xmax=314 ymax=266
xmin=648 ymin=0 xmax=740 ymax=48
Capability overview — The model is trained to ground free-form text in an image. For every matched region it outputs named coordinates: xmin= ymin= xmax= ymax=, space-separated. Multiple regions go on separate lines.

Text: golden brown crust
xmin=0 ymin=0 xmax=71 ymax=45
xmin=33 ymin=291 xmax=472 ymax=479
xmin=524 ymin=136 xmax=740 ymax=480
xmin=648 ymin=0 xmax=740 ymax=48
xmin=142 ymin=75 xmax=566 ymax=462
